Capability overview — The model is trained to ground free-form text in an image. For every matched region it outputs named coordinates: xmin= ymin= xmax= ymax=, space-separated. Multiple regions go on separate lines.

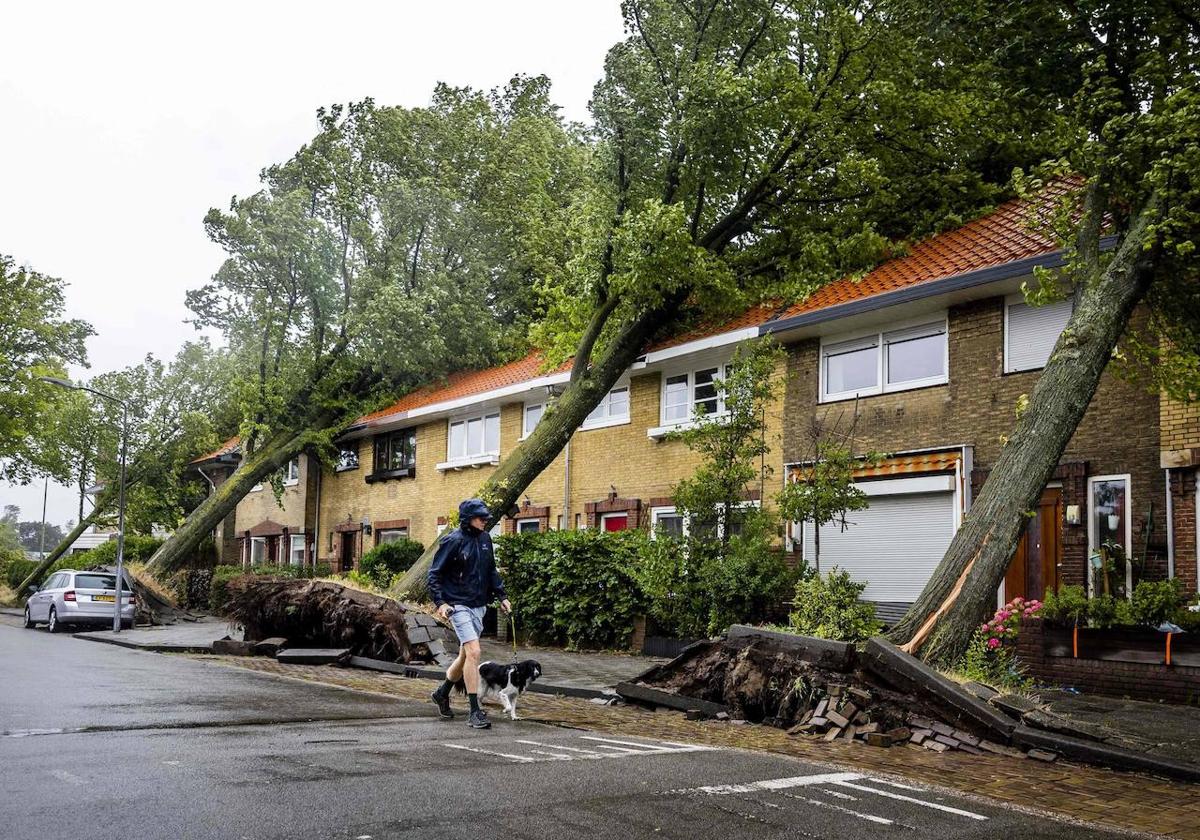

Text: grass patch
xmin=0 ymin=581 xmax=17 ymax=608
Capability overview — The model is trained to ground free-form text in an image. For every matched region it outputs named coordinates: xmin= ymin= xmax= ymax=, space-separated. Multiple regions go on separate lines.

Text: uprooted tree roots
xmin=225 ymin=578 xmax=421 ymax=662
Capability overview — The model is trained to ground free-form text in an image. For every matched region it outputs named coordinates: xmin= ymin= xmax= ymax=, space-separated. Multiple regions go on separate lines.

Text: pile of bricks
xmin=904 ymin=714 xmax=1023 ymax=757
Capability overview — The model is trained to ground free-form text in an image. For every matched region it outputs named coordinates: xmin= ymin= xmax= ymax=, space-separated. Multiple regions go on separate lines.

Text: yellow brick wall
xmin=314 ymin=361 xmax=787 ymax=564
xmin=233 ymin=456 xmax=311 ymax=534
xmin=1160 ymin=394 xmax=1200 ymax=467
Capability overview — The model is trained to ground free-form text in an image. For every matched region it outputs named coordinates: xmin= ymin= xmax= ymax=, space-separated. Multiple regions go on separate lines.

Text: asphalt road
xmin=0 ymin=617 xmax=1127 ymax=840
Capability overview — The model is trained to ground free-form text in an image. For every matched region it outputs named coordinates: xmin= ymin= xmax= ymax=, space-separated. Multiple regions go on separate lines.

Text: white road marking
xmin=832 ymin=780 xmax=989 ymax=820
xmin=875 ymin=778 xmax=924 ymax=791
xmin=778 ymin=791 xmax=895 ymax=826
xmin=818 ymin=788 xmax=858 ymax=800
xmin=579 ymin=735 xmax=716 ymax=753
xmin=50 ymin=769 xmax=85 ymax=785
xmin=528 ymin=749 xmax=575 ymax=760
xmin=515 ymin=740 xmax=606 ymax=756
xmin=684 ymin=772 xmax=865 ymax=795
xmin=442 ymin=743 xmax=535 ymax=762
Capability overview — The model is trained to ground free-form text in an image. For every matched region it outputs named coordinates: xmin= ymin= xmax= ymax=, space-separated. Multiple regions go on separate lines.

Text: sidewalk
xmin=191 ymin=653 xmax=1200 ymax=840
xmin=72 ymin=617 xmax=241 ymax=653
xmin=1041 ymin=688 xmax=1200 ymax=766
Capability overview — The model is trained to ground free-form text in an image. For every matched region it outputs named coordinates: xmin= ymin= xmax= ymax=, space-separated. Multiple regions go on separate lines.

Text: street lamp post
xmin=38 ymin=376 xmax=130 ymax=633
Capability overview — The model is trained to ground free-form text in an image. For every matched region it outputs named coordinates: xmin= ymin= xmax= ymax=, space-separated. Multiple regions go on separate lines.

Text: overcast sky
xmin=1 ymin=0 xmax=624 ymax=529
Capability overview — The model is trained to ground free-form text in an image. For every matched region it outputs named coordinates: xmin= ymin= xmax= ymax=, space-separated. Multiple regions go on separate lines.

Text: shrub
xmin=85 ymin=535 xmax=164 ymax=566
xmin=1130 ymin=578 xmax=1185 ymax=627
xmin=209 ymin=565 xmax=247 ymax=614
xmin=786 ymin=568 xmax=880 ymax=643
xmin=497 ymin=529 xmax=647 ymax=650
xmin=1086 ymin=593 xmax=1133 ymax=628
xmin=359 ymin=538 xmax=424 ymax=588
xmin=1040 ymin=585 xmax=1089 ymax=625
xmin=958 ymin=597 xmax=1040 ymax=689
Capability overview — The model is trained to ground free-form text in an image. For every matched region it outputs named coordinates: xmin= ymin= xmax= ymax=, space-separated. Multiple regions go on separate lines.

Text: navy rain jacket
xmin=427 ymin=501 xmax=506 ymax=609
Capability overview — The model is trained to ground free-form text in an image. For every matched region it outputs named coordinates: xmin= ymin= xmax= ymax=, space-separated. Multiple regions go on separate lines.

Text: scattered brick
xmin=866 ymin=732 xmax=894 ymax=748
xmin=1028 ymin=749 xmax=1059 ymax=763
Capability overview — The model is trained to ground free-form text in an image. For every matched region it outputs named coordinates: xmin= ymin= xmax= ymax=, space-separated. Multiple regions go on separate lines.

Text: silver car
xmin=22 ymin=569 xmax=136 ymax=632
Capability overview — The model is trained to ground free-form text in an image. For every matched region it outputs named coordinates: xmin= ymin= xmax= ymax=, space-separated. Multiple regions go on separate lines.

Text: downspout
xmin=196 ymin=465 xmax=220 ymax=553
xmin=1165 ymin=470 xmax=1175 ymax=580
xmin=313 ymin=460 xmax=322 ymax=570
xmin=562 ymin=438 xmax=571 ymax=529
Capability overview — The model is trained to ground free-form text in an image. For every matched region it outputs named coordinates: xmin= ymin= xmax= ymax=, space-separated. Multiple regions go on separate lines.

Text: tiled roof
xmin=190 ymin=435 xmax=241 ymax=465
xmin=775 ymin=178 xmax=1078 ymax=320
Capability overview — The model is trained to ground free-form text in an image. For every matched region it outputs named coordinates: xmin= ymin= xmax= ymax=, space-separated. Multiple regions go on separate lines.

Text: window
xmin=659 ymin=365 xmax=732 ymax=427
xmin=1088 ymin=475 xmax=1132 ymax=597
xmin=336 ymin=443 xmax=359 ymax=471
xmin=523 ymin=403 xmax=544 ymax=438
xmin=283 ymin=458 xmax=301 ymax=486
xmin=250 ymin=537 xmax=267 ymax=565
xmin=650 ymin=506 xmax=686 ymax=539
xmin=582 ymin=385 xmax=630 ymax=429
xmin=446 ymin=412 xmax=500 ymax=463
xmin=516 ymin=519 xmax=541 ymax=534
xmin=377 ymin=528 xmax=408 ymax=544
xmin=1005 ymin=294 xmax=1073 ymax=372
xmin=820 ymin=318 xmax=947 ymax=401
xmin=374 ymin=429 xmax=416 ymax=474
xmin=289 ymin=534 xmax=306 ymax=567
xmin=601 ymin=512 xmax=629 ymax=532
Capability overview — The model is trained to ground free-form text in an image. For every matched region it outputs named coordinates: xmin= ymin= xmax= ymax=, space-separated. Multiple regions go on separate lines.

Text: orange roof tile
xmin=191 ymin=435 xmax=240 ymax=465
xmin=776 ymin=179 xmax=1078 ymax=320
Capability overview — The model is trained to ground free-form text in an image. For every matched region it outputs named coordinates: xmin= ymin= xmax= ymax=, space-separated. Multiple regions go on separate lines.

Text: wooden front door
xmin=1005 ymin=487 xmax=1063 ymax=601
xmin=339 ymin=531 xmax=357 ymax=574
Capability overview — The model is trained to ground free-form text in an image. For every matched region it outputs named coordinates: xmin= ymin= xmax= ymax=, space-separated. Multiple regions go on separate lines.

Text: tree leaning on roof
xmin=392 ymin=0 xmax=1061 ymax=599
xmin=888 ymin=0 xmax=1200 ymax=666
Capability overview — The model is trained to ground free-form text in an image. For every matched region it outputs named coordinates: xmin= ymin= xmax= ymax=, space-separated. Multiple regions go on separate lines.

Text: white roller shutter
xmin=1005 ymin=295 xmax=1073 ymax=372
xmin=803 ymin=489 xmax=957 ymax=603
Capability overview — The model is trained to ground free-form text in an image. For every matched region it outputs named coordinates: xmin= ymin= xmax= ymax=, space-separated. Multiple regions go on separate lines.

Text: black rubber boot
xmin=467 ymin=708 xmax=491 ymax=729
xmin=431 ymin=689 xmax=454 ymax=720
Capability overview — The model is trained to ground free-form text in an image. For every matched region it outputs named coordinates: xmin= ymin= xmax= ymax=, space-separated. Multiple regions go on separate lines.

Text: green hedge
xmin=85 ymin=535 xmax=164 ymax=566
xmin=497 ymin=529 xmax=648 ymax=650
xmin=359 ymin=538 xmax=424 ymax=588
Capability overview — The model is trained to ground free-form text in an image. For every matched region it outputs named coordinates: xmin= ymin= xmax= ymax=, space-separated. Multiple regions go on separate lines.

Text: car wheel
xmin=47 ymin=606 xmax=61 ymax=634
xmin=22 ymin=606 xmax=35 ymax=629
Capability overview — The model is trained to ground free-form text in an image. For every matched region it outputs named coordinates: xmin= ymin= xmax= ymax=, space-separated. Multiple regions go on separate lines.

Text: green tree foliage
xmin=0 ymin=255 xmax=94 ymax=484
xmin=0 ymin=505 xmax=21 ymax=554
xmin=16 ymin=520 xmax=66 ymax=554
xmin=787 ymin=569 xmax=881 ymax=643
xmin=151 ymin=77 xmax=590 ymax=574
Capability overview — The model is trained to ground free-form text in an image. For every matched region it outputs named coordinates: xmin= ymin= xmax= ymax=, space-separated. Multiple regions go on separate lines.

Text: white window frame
xmin=715 ymin=499 xmax=761 ymax=539
xmin=522 ymin=402 xmax=545 ymax=440
xmin=283 ymin=458 xmax=301 ymax=486
xmin=438 ymin=411 xmax=501 ymax=471
xmin=250 ymin=537 xmax=267 ymax=565
xmin=581 ymin=383 xmax=631 ymax=431
xmin=819 ymin=314 xmax=948 ymax=403
xmin=1004 ymin=293 xmax=1075 ymax=373
xmin=335 ymin=442 xmax=360 ymax=472
xmin=516 ymin=518 xmax=541 ymax=534
xmin=377 ymin=528 xmax=409 ymax=544
xmin=1087 ymin=474 xmax=1134 ymax=598
xmin=649 ymin=360 xmax=733 ymax=438
xmin=649 ymin=505 xmax=688 ymax=540
xmin=289 ymin=534 xmax=306 ymax=567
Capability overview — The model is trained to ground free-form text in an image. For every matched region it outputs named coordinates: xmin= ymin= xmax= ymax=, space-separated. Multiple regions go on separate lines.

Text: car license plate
xmin=94 ymin=594 xmax=115 ymax=602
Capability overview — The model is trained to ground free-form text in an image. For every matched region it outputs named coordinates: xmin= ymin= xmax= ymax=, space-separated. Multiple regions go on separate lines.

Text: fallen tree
xmin=888 ymin=0 xmax=1200 ymax=665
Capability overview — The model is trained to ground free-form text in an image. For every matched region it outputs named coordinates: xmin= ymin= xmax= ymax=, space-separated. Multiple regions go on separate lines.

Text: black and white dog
xmin=457 ymin=660 xmax=542 ymax=720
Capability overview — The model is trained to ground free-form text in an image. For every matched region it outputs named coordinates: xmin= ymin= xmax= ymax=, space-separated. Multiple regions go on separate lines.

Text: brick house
xmin=194 ymin=185 xmax=1196 ymax=617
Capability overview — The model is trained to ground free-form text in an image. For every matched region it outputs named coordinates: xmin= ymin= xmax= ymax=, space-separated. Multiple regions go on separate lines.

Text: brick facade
xmin=781 ymin=298 xmax=1168 ymax=592
xmin=1171 ymin=469 xmax=1198 ymax=594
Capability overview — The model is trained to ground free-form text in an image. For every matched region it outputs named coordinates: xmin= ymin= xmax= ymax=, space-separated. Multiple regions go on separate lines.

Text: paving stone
xmin=213 ymin=639 xmax=255 ymax=656
xmin=848 ymin=687 xmax=872 ymax=704
xmin=406 ymin=626 xmax=434 ymax=645
xmin=952 ymin=730 xmax=981 ymax=747
xmin=809 ymin=716 xmax=828 ymax=729
xmin=813 ymin=699 xmax=829 ymax=717
xmin=276 ymin=648 xmax=351 ymax=665
xmin=963 ymin=680 xmax=1000 ymax=701
xmin=959 ymin=744 xmax=983 ymax=755
xmin=924 ymin=740 xmax=950 ymax=753
xmin=839 ymin=702 xmax=858 ymax=721
xmin=828 ymin=684 xmax=845 ymax=697
xmin=886 ymin=727 xmax=912 ymax=743
xmin=826 ymin=710 xmax=850 ymax=728
xmin=992 ymin=693 xmax=1041 ymax=719
xmin=911 ymin=731 xmax=928 ymax=745
xmin=824 ymin=727 xmax=843 ymax=742
xmin=685 ymin=709 xmax=705 ymax=721
xmin=252 ymin=637 xmax=288 ymax=657
xmin=978 ymin=740 xmax=1024 ymax=758
xmin=842 ymin=725 xmax=857 ymax=741
xmin=856 ymin=722 xmax=879 ymax=736
xmin=866 ymin=732 xmax=893 ymax=748
xmin=934 ymin=735 xmax=961 ymax=749
xmin=853 ymin=711 xmax=870 ymax=725
xmin=1028 ymin=748 xmax=1059 ymax=763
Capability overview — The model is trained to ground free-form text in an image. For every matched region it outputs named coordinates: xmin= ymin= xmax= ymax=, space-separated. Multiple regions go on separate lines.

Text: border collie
xmin=458 ymin=660 xmax=542 ymax=720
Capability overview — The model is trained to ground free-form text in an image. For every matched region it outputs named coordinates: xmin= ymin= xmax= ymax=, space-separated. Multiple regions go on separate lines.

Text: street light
xmin=38 ymin=376 xmax=130 ymax=633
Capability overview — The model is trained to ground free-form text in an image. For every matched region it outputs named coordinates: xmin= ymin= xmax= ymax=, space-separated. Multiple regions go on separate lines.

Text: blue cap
xmin=459 ymin=498 xmax=491 ymax=521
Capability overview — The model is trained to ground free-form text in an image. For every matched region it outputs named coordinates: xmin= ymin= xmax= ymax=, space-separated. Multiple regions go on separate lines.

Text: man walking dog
xmin=429 ymin=498 xmax=511 ymax=729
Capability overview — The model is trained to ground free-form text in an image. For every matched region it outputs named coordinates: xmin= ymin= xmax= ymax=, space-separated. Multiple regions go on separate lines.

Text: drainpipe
xmin=196 ymin=465 xmax=221 ymax=555
xmin=313 ymin=460 xmax=322 ymax=570
xmin=561 ymin=438 xmax=571 ymax=530
xmin=1165 ymin=470 xmax=1175 ymax=580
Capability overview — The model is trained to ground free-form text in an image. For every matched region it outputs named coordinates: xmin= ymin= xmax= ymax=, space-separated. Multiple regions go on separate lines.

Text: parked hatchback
xmin=23 ymin=570 xmax=136 ymax=632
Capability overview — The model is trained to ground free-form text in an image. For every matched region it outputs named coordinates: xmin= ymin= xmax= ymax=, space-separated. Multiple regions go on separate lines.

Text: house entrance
xmin=1004 ymin=487 xmax=1063 ymax=602
xmin=339 ymin=531 xmax=358 ymax=574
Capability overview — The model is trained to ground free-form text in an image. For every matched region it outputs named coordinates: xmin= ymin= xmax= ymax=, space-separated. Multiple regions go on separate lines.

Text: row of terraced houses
xmin=192 ymin=188 xmax=1200 ymax=620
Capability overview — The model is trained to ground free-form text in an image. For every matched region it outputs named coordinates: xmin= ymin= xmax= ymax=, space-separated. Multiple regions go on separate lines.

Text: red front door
xmin=1005 ymin=488 xmax=1063 ymax=601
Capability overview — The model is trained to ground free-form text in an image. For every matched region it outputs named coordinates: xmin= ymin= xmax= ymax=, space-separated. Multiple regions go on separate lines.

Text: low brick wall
xmin=1017 ymin=618 xmax=1200 ymax=705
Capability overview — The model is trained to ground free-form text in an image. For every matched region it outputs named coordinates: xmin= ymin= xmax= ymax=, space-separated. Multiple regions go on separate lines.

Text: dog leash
xmin=508 ymin=609 xmax=518 ymax=663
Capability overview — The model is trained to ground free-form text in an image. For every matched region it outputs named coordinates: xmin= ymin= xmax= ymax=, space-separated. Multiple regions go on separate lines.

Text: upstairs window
xmin=374 ymin=428 xmax=416 ymax=473
xmin=582 ymin=385 xmax=630 ymax=429
xmin=448 ymin=412 xmax=500 ymax=462
xmin=283 ymin=458 xmax=301 ymax=486
xmin=336 ymin=443 xmax=359 ymax=471
xmin=820 ymin=318 xmax=947 ymax=401
xmin=1005 ymin=294 xmax=1073 ymax=372
xmin=661 ymin=365 xmax=731 ymax=425
xmin=523 ymin=403 xmax=544 ymax=439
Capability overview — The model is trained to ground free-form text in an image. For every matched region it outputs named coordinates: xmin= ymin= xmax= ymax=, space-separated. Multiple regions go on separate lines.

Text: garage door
xmin=802 ymin=484 xmax=957 ymax=604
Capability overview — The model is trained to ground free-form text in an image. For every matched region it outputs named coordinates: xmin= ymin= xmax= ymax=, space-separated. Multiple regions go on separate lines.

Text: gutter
xmin=759 ymin=238 xmax=1118 ymax=338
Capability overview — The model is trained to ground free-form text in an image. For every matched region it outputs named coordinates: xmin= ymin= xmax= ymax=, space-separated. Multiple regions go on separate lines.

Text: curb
xmin=72 ymin=632 xmax=215 ymax=655
xmin=348 ymin=656 xmax=614 ymax=701
xmin=1012 ymin=724 xmax=1200 ymax=784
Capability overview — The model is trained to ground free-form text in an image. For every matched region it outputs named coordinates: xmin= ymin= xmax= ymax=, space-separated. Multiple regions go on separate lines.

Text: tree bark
xmin=144 ymin=429 xmax=313 ymax=575
xmin=886 ymin=195 xmax=1162 ymax=666
xmin=390 ymin=291 xmax=688 ymax=601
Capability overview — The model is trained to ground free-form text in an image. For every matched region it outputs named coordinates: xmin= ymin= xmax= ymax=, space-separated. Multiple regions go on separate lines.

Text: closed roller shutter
xmin=1006 ymin=296 xmax=1073 ymax=372
xmin=803 ymin=490 xmax=956 ymax=603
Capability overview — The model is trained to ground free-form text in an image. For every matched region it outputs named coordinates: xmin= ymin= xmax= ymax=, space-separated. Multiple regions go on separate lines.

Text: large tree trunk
xmin=16 ymin=486 xmax=118 ymax=595
xmin=145 ymin=429 xmax=311 ymax=575
xmin=887 ymin=194 xmax=1161 ymax=666
xmin=390 ymin=293 xmax=687 ymax=601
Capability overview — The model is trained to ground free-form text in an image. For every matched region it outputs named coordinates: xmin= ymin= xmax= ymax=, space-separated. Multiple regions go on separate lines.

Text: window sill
xmin=579 ymin=416 xmax=631 ymax=433
xmin=647 ymin=415 xmax=728 ymax=440
xmin=282 ymin=479 xmax=300 ymax=487
xmin=335 ymin=464 xmax=360 ymax=473
xmin=436 ymin=454 xmax=499 ymax=472
xmin=819 ymin=379 xmax=948 ymax=404
xmin=365 ymin=467 xmax=415 ymax=484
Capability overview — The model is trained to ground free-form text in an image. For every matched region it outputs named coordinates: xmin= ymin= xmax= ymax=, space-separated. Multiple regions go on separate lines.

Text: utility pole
xmin=39 ymin=477 xmax=49 ymax=560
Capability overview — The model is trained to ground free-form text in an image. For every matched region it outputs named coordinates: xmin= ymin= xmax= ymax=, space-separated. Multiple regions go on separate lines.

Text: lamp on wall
xmin=361 ymin=519 xmax=373 ymax=536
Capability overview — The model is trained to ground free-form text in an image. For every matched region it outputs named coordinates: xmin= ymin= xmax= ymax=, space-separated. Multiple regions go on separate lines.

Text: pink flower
xmin=987 ymin=637 xmax=1001 ymax=650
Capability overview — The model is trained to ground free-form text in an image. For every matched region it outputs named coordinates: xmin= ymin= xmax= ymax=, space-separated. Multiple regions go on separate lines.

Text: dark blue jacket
xmin=427 ymin=523 xmax=506 ymax=608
